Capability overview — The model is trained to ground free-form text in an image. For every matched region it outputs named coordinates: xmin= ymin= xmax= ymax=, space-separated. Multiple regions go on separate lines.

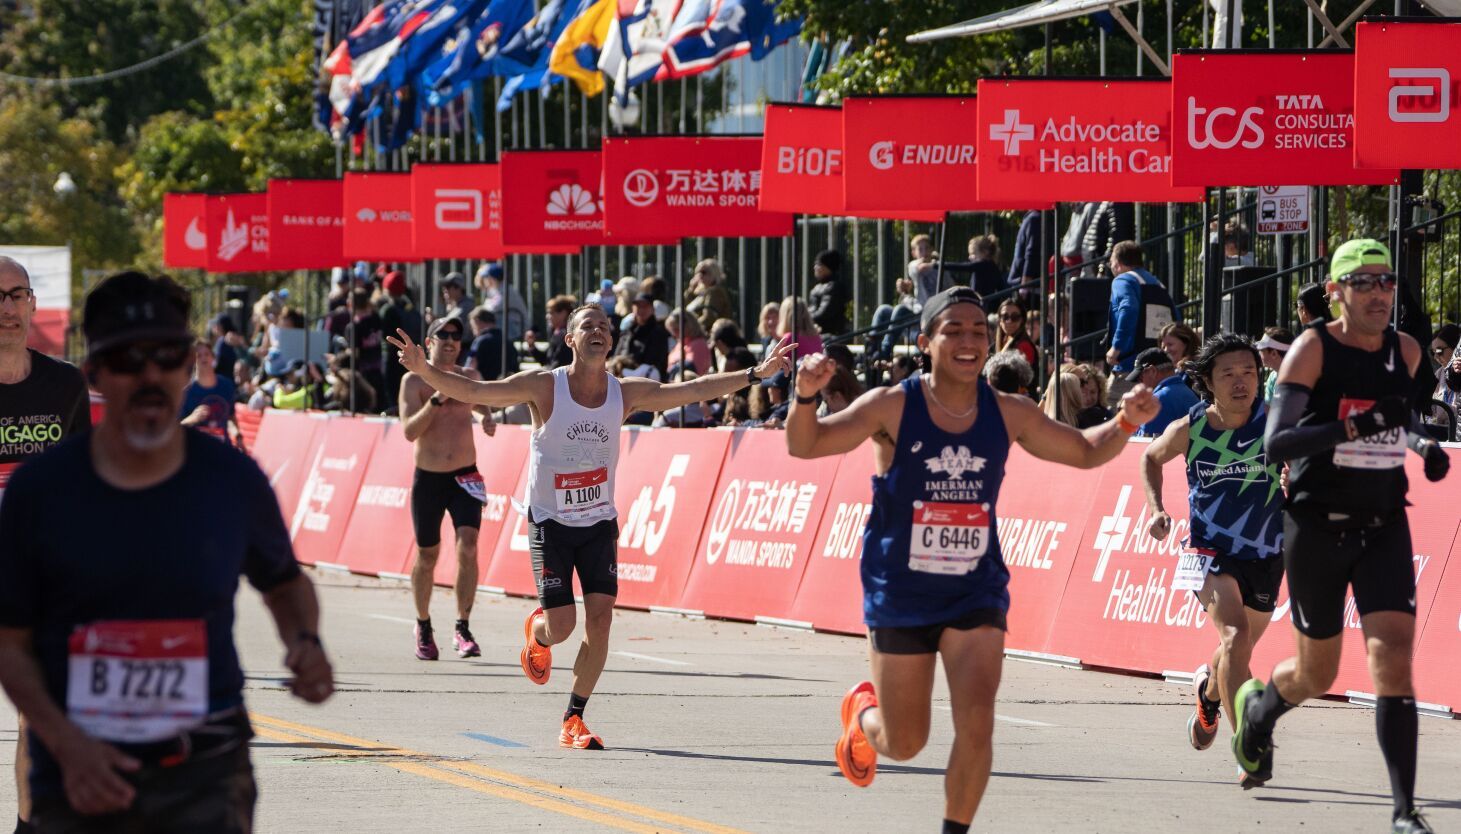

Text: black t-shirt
xmin=0 ymin=430 xmax=302 ymax=800
xmin=469 ymin=330 xmax=519 ymax=380
xmin=0 ymin=351 xmax=90 ymax=487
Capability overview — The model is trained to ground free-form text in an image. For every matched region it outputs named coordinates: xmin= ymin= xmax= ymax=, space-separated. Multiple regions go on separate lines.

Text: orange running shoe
xmin=835 ymin=681 xmax=877 ymax=787
xmin=520 ymin=607 xmax=551 ymax=685
xmin=560 ymin=715 xmax=605 ymax=750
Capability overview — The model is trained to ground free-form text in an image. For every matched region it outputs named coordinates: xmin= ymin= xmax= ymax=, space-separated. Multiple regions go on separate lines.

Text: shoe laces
xmin=417 ymin=624 xmax=434 ymax=646
xmin=1199 ymin=698 xmax=1221 ymax=726
xmin=456 ymin=625 xmax=476 ymax=644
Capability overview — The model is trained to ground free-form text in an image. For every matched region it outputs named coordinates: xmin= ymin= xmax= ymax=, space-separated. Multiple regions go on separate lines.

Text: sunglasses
xmin=96 ymin=340 xmax=193 ymax=375
xmin=999 ymin=313 xmax=1023 ymax=322
xmin=432 ymin=329 xmax=463 ymax=342
xmin=1337 ymin=272 xmax=1398 ymax=293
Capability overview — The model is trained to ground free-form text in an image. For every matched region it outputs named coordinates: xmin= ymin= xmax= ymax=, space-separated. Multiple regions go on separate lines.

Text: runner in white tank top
xmin=389 ymin=304 xmax=796 ymax=749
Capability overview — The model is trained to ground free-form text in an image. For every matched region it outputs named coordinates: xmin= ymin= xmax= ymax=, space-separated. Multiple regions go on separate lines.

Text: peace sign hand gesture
xmin=386 ymin=328 xmax=427 ymax=374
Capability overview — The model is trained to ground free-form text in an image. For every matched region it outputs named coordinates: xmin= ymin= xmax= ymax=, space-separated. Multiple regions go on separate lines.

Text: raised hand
xmin=385 ymin=328 xmax=427 ymax=374
xmin=795 ymin=352 xmax=836 ymax=399
xmin=753 ymin=335 xmax=797 ymax=380
xmin=1119 ymin=384 xmax=1160 ymax=427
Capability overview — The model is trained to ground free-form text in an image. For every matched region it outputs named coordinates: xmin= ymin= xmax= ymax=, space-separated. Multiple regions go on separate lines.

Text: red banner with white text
xmin=433 ymin=425 xmax=532 ymax=586
xmin=502 ymin=150 xmax=607 ymax=248
xmin=343 ymin=172 xmax=416 ymax=262
xmin=335 ymin=420 xmax=416 ymax=577
xmin=205 ymin=193 xmax=273 ymax=273
xmin=268 ymin=179 xmax=346 ymax=270
xmin=163 ymin=193 xmax=209 ymax=269
xmin=251 ymin=410 xmax=324 ymax=529
xmin=411 ymin=163 xmax=504 ymax=259
xmin=288 ymin=417 xmax=380 ymax=567
xmin=1353 ymin=20 xmax=1461 ymax=170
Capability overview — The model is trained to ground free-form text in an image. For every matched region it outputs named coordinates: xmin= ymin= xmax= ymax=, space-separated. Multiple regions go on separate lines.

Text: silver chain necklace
xmin=923 ymin=378 xmax=978 ymax=420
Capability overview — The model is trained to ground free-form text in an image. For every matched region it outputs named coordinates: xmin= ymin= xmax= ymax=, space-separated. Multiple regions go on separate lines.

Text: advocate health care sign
xmin=975 ymin=79 xmax=1204 ymax=204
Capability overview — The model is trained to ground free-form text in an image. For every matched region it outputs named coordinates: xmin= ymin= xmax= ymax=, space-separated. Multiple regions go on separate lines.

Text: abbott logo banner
xmin=1354 ymin=19 xmax=1461 ymax=169
xmin=410 ymin=164 xmax=503 ymax=258
xmin=433 ymin=189 xmax=483 ymax=230
xmin=1389 ymin=68 xmax=1451 ymax=123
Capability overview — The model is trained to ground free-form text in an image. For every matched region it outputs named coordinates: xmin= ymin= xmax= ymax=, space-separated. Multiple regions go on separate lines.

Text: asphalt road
xmin=3 ymin=569 xmax=1458 ymax=833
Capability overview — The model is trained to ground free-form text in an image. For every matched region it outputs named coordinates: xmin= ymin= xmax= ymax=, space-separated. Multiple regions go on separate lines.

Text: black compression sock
xmin=417 ymin=618 xmax=431 ymax=629
xmin=454 ymin=619 xmax=469 ymax=632
xmin=1247 ymin=680 xmax=1296 ymax=737
xmin=1376 ymin=696 xmax=1418 ymax=821
xmin=941 ymin=820 xmax=970 ymax=834
xmin=16 ymin=816 xmax=35 ymax=834
xmin=564 ymin=693 xmax=589 ymax=722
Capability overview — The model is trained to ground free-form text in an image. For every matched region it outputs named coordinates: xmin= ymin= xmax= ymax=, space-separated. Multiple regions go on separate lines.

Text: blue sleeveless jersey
xmin=861 ymin=376 xmax=1011 ymax=628
xmin=1183 ymin=400 xmax=1284 ymax=561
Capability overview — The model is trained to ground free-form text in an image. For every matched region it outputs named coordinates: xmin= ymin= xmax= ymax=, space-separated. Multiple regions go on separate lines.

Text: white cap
xmin=1254 ymin=334 xmax=1291 ymax=352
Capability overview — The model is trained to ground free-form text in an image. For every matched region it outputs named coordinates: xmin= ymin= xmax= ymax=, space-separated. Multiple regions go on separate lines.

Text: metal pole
xmin=851 ymin=218 xmax=861 ymax=331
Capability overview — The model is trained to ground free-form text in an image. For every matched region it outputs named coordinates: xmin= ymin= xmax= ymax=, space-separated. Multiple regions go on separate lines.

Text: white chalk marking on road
xmin=367 ymin=614 xmax=418 ymax=625
xmin=934 ymin=705 xmax=1055 ymax=727
xmin=611 ymin=650 xmax=691 ymax=667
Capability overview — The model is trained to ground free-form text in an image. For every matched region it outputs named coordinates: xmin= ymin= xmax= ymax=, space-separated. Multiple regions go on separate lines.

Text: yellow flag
xmin=549 ymin=0 xmax=616 ymax=97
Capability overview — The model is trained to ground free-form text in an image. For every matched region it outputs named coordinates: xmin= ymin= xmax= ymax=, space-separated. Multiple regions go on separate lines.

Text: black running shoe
xmin=1230 ymin=679 xmax=1273 ymax=789
xmin=1393 ymin=810 xmax=1435 ymax=834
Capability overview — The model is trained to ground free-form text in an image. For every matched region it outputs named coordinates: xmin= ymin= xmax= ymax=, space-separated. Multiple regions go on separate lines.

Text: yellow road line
xmin=250 ymin=713 xmax=750 ymax=834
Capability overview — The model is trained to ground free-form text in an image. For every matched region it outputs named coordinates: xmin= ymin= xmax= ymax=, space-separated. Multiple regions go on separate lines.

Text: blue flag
xmin=421 ymin=0 xmax=536 ymax=108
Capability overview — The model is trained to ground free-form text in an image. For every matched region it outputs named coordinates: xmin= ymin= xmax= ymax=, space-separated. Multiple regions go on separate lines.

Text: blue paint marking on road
xmin=462 ymin=732 xmax=528 ymax=748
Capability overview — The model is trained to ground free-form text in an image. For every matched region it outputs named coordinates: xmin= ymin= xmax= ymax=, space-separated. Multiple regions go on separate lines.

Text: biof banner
xmin=267 ymin=179 xmax=346 ymax=270
xmin=502 ymin=150 xmax=607 ymax=248
xmin=204 ymin=193 xmax=273 ymax=273
xmin=975 ymin=79 xmax=1205 ymax=204
xmin=760 ymin=104 xmax=944 ymax=221
xmin=343 ymin=173 xmax=416 ymax=262
xmin=1170 ymin=51 xmax=1397 ymax=187
xmin=1354 ymin=20 xmax=1461 ymax=170
xmin=163 ymin=193 xmax=209 ymax=269
xmin=411 ymin=163 xmax=504 ymax=259
xmin=602 ymin=136 xmax=794 ymax=240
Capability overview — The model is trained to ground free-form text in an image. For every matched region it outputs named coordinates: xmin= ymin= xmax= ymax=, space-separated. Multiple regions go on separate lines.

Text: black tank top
xmin=1289 ymin=325 xmax=1410 ymax=513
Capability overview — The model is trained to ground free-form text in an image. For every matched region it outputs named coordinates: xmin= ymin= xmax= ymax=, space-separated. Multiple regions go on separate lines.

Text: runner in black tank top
xmin=1230 ymin=240 xmax=1449 ymax=834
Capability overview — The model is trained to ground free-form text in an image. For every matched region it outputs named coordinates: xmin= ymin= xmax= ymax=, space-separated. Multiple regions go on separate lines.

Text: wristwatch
xmin=745 ymin=367 xmax=759 ymax=386
xmin=429 ymin=394 xmax=446 ymax=407
xmin=795 ymin=392 xmax=820 ymax=405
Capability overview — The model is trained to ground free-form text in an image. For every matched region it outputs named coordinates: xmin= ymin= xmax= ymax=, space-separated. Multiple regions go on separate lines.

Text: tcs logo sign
xmin=1185 ymin=97 xmax=1265 ymax=150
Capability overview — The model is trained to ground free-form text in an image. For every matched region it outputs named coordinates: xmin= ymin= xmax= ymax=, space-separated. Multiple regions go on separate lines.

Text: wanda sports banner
xmin=204 ymin=193 xmax=273 ymax=272
xmin=1353 ymin=20 xmax=1461 ymax=170
xmin=411 ymin=163 xmax=504 ymax=259
xmin=975 ymin=79 xmax=1205 ymax=204
xmin=343 ymin=173 xmax=415 ymax=262
xmin=760 ymin=103 xmax=943 ymax=222
xmin=786 ymin=443 xmax=875 ymax=634
xmin=1170 ymin=51 xmax=1397 ymax=187
xmin=602 ymin=136 xmax=794 ymax=240
xmin=163 ymin=193 xmax=208 ymax=269
xmin=267 ymin=179 xmax=346 ymax=269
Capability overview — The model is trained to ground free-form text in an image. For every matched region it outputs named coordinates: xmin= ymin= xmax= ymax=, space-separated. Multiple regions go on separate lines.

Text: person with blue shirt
xmin=1103 ymin=241 xmax=1179 ymax=406
xmin=785 ymin=287 xmax=1159 ymax=834
xmin=1126 ymin=347 xmax=1200 ymax=437
xmin=179 ymin=340 xmax=237 ymax=442
xmin=1138 ymin=334 xmax=1284 ymax=755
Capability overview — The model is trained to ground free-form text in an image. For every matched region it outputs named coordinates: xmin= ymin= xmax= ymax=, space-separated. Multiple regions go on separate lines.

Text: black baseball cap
xmin=428 ymin=317 xmax=464 ymax=338
xmin=920 ymin=286 xmax=986 ymax=334
xmin=1124 ymin=347 xmax=1173 ymax=382
xmin=83 ymin=271 xmax=193 ymax=358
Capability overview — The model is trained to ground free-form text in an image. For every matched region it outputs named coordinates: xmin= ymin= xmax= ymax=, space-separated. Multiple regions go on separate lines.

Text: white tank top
xmin=522 ymin=367 xmax=623 ymax=527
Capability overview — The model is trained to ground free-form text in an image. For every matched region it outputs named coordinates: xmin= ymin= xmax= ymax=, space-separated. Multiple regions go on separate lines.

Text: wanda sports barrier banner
xmin=204 ymin=193 xmax=273 ymax=273
xmin=163 ymin=193 xmax=208 ymax=269
xmin=975 ymin=79 xmax=1205 ymax=204
xmin=1353 ymin=20 xmax=1461 ymax=170
xmin=267 ymin=179 xmax=346 ymax=270
xmin=412 ymin=163 xmax=504 ymax=259
xmin=602 ymin=136 xmax=793 ymax=240
xmin=759 ymin=103 xmax=944 ymax=222
xmin=1170 ymin=51 xmax=1398 ymax=187
xmin=289 ymin=416 xmax=379 ymax=567
xmin=343 ymin=173 xmax=415 ymax=262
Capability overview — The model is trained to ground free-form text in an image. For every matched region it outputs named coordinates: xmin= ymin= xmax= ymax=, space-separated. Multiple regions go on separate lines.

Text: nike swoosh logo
xmin=1408 ymin=596 xmax=1416 ymax=608
xmin=161 ymin=636 xmax=189 ymax=650
xmin=1384 ymin=349 xmax=1396 ymax=373
xmin=1235 ymin=438 xmax=1257 ymax=449
xmin=1293 ymin=602 xmax=1310 ymax=629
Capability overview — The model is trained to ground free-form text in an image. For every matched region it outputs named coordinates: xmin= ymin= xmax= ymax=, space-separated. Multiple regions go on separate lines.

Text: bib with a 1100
xmin=1334 ymin=398 xmax=1405 ymax=470
xmin=67 ymin=620 xmax=208 ymax=743
xmin=909 ymin=501 xmax=989 ymax=575
xmin=554 ymin=467 xmax=609 ymax=514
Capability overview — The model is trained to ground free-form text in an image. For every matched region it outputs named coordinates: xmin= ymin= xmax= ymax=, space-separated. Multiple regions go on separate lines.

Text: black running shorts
xmin=1282 ymin=506 xmax=1416 ymax=640
xmin=867 ymin=607 xmax=1008 ymax=655
xmin=1199 ymin=554 xmax=1285 ymax=613
xmin=411 ymin=466 xmax=483 ymax=548
xmin=529 ymin=516 xmax=619 ymax=610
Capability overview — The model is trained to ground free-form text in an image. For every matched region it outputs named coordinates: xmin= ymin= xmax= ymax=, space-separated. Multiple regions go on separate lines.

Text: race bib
xmin=1334 ymin=398 xmax=1406 ymax=470
xmin=1173 ymin=548 xmax=1216 ymax=592
xmin=909 ymin=501 xmax=989 ymax=576
xmin=554 ymin=467 xmax=608 ymax=512
xmin=455 ymin=471 xmax=487 ymax=503
xmin=66 ymin=620 xmax=208 ymax=743
xmin=1144 ymin=304 xmax=1174 ymax=340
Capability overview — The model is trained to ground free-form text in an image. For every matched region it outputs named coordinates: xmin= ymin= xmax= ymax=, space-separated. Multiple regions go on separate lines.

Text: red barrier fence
xmin=250 ymin=409 xmax=1461 ymax=714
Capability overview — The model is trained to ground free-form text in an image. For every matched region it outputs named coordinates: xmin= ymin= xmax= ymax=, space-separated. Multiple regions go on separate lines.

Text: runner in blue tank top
xmin=786 ymin=287 xmax=1159 ymax=833
xmin=1139 ymin=335 xmax=1284 ymax=755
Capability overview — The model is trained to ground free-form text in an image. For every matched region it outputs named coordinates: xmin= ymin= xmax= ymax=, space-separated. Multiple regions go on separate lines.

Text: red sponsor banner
xmin=1353 ymin=20 xmax=1461 ymax=170
xmin=602 ymin=136 xmax=793 ymax=240
xmin=678 ymin=430 xmax=843 ymax=621
xmin=1170 ymin=51 xmax=1397 ymax=187
xmin=975 ymin=79 xmax=1205 ymax=204
xmin=433 ymin=425 xmax=532 ymax=587
xmin=163 ymin=193 xmax=209 ymax=269
xmin=335 ymin=421 xmax=416 ymax=577
xmin=612 ymin=428 xmax=732 ymax=610
xmin=760 ymin=104 xmax=944 ymax=221
xmin=288 ymin=416 xmax=379 ymax=566
xmin=787 ymin=444 xmax=875 ymax=634
xmin=250 ymin=411 xmax=325 ymax=541
xmin=267 ymin=179 xmax=346 ymax=269
xmin=1414 ymin=535 xmax=1461 ymax=710
xmin=204 ymin=193 xmax=273 ymax=272
xmin=343 ymin=172 xmax=416 ymax=262
xmin=411 ymin=163 xmax=504 ymax=259
xmin=502 ymin=150 xmax=607 ymax=248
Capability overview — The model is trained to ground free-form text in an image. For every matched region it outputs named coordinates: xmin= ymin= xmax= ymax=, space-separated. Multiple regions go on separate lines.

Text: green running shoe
xmin=1230 ymin=678 xmax=1273 ymax=789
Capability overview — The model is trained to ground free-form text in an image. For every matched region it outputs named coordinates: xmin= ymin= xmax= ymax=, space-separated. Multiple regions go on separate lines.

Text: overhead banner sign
xmin=1353 ymin=19 xmax=1461 ymax=170
xmin=760 ymin=103 xmax=943 ymax=222
xmin=267 ymin=179 xmax=346 ymax=270
xmin=343 ymin=172 xmax=415 ymax=263
xmin=1170 ymin=51 xmax=1398 ymax=187
xmin=204 ymin=193 xmax=272 ymax=273
xmin=975 ymin=79 xmax=1205 ymax=204
xmin=411 ymin=163 xmax=504 ymax=259
xmin=501 ymin=150 xmax=606 ymax=248
xmin=163 ymin=193 xmax=209 ymax=269
xmin=602 ymin=136 xmax=794 ymax=240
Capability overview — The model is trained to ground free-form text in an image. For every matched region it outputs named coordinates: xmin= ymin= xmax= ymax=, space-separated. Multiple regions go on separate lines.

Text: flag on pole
xmin=421 ymin=0 xmax=537 ymax=108
xmin=548 ymin=0 xmax=616 ymax=97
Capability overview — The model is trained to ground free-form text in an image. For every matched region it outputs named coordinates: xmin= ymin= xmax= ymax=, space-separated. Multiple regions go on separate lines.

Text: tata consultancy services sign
xmin=1171 ymin=51 xmax=1397 ymax=187
xmin=1354 ymin=20 xmax=1461 ymax=170
xmin=975 ymin=79 xmax=1205 ymax=204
